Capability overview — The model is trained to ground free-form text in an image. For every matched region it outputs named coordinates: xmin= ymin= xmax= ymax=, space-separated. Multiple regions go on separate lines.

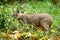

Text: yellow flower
xmin=39 ymin=36 xmax=48 ymax=40
xmin=33 ymin=32 xmax=37 ymax=36
xmin=27 ymin=32 xmax=32 ymax=36
xmin=51 ymin=30 xmax=56 ymax=33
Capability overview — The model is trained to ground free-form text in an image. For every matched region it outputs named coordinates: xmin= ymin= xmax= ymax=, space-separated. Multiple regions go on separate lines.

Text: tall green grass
xmin=0 ymin=1 xmax=60 ymax=40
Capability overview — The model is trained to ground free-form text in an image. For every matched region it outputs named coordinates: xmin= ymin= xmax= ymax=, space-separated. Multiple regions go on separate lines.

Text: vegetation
xmin=0 ymin=0 xmax=60 ymax=40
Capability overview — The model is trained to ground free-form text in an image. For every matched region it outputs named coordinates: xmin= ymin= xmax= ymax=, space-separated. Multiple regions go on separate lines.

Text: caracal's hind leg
xmin=40 ymin=20 xmax=49 ymax=31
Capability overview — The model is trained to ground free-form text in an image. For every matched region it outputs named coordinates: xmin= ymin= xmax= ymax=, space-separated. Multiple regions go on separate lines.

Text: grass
xmin=20 ymin=1 xmax=60 ymax=29
xmin=0 ymin=1 xmax=60 ymax=40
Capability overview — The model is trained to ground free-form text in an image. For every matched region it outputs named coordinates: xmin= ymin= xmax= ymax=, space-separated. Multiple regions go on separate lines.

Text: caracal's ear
xmin=13 ymin=9 xmax=20 ymax=18
xmin=13 ymin=9 xmax=19 ymax=14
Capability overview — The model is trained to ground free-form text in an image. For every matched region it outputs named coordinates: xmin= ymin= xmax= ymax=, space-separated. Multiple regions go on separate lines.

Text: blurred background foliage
xmin=0 ymin=0 xmax=60 ymax=40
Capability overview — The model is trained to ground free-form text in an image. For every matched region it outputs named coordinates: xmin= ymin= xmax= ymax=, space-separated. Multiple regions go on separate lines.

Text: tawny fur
xmin=13 ymin=10 xmax=53 ymax=31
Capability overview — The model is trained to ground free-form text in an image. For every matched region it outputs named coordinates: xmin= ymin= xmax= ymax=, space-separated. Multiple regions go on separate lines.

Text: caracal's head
xmin=13 ymin=9 xmax=20 ymax=18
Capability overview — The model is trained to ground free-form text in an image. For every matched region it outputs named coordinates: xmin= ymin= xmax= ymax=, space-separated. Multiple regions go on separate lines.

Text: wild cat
xmin=13 ymin=9 xmax=53 ymax=31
